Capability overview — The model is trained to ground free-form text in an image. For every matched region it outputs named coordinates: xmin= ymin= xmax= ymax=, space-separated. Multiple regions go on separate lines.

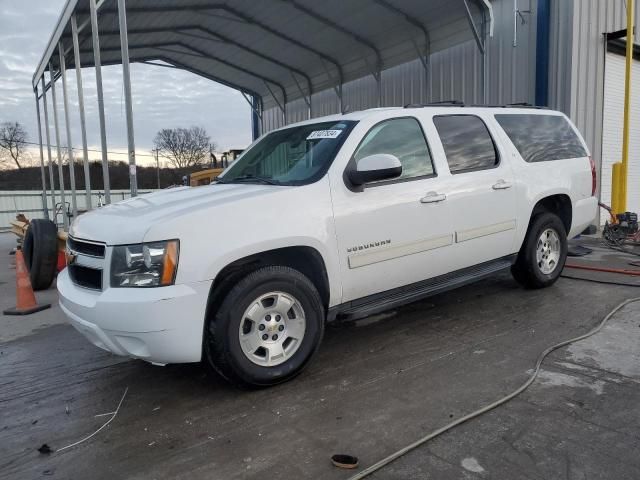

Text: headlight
xmin=110 ymin=240 xmax=179 ymax=288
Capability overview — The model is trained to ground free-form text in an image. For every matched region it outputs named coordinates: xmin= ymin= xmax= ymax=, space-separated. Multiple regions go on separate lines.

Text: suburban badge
xmin=347 ymin=239 xmax=391 ymax=254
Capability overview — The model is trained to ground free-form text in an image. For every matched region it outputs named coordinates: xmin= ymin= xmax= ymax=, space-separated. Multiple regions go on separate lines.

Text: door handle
xmin=492 ymin=179 xmax=513 ymax=190
xmin=420 ymin=192 xmax=446 ymax=203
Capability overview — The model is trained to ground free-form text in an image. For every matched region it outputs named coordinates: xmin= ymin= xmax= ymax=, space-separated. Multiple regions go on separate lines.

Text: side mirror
xmin=348 ymin=154 xmax=402 ymax=186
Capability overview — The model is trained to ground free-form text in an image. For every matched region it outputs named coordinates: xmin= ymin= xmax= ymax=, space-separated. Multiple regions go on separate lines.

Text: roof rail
xmin=404 ymin=100 xmax=464 ymax=108
xmin=404 ymin=101 xmax=548 ymax=110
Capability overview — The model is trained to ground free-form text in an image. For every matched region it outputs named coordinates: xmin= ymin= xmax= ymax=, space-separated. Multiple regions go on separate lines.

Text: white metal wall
xmin=600 ymin=53 xmax=640 ymax=223
xmin=559 ymin=0 xmax=640 ymax=186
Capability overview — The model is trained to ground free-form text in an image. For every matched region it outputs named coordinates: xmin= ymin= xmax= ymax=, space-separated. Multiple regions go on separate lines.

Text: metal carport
xmin=33 ymin=0 xmax=493 ymax=229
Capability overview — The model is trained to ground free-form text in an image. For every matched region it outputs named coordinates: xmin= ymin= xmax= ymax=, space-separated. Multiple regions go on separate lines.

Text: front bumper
xmin=57 ymin=268 xmax=212 ymax=364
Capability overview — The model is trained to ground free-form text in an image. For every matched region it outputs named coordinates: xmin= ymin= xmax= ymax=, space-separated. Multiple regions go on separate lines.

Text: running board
xmin=330 ymin=255 xmax=516 ymax=322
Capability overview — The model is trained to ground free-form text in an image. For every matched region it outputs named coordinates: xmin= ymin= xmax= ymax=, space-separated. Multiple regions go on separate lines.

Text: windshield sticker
xmin=307 ymin=130 xmax=342 ymax=140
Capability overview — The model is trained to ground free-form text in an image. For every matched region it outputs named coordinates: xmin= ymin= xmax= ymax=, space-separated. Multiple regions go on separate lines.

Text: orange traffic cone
xmin=3 ymin=249 xmax=51 ymax=315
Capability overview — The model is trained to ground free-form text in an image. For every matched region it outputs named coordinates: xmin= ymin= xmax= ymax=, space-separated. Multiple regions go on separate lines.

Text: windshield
xmin=218 ymin=120 xmax=357 ymax=186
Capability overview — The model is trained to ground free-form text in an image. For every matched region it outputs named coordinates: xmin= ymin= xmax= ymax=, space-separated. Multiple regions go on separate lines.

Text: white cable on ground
xmin=56 ymin=387 xmax=129 ymax=453
xmin=347 ymin=297 xmax=640 ymax=480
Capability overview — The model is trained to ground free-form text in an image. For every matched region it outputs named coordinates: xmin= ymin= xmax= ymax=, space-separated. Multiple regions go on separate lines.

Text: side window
xmin=433 ymin=115 xmax=498 ymax=173
xmin=353 ymin=117 xmax=435 ymax=181
xmin=494 ymin=114 xmax=587 ymax=163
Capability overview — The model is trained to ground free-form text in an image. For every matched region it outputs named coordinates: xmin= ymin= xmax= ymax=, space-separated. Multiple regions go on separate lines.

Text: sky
xmin=0 ymin=0 xmax=251 ymax=167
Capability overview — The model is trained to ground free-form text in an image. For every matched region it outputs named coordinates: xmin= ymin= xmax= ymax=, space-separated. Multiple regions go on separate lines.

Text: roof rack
xmin=404 ymin=101 xmax=548 ymax=110
xmin=404 ymin=100 xmax=464 ymax=108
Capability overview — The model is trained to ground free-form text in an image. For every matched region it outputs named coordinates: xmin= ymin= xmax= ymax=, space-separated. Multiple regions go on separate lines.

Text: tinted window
xmin=433 ymin=115 xmax=498 ymax=173
xmin=495 ymin=114 xmax=587 ymax=163
xmin=354 ymin=118 xmax=434 ymax=181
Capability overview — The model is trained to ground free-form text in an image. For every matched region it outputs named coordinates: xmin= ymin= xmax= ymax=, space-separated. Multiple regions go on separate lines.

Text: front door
xmin=330 ymin=116 xmax=455 ymax=303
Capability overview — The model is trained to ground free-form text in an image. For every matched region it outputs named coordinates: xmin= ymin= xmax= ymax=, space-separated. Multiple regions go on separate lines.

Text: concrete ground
xmin=1 ymin=233 xmax=639 ymax=479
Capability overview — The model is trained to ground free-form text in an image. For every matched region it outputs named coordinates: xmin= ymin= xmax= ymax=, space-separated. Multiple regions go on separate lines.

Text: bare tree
xmin=153 ymin=126 xmax=215 ymax=171
xmin=0 ymin=122 xmax=28 ymax=169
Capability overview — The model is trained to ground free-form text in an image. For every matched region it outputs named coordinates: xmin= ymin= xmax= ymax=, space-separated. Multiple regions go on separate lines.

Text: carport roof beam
xmin=87 ymin=25 xmax=314 ymax=101
xmin=150 ymin=56 xmax=263 ymax=100
xmin=263 ymin=81 xmax=287 ymax=125
xmin=463 ymin=0 xmax=486 ymax=55
xmin=372 ymin=0 xmax=431 ymax=99
xmin=84 ymin=41 xmax=291 ymax=111
xmin=65 ymin=3 xmax=347 ymax=93
xmin=279 ymin=0 xmax=383 ymax=105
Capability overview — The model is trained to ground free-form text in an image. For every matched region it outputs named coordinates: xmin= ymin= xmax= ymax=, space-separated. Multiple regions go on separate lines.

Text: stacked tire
xmin=22 ymin=219 xmax=58 ymax=290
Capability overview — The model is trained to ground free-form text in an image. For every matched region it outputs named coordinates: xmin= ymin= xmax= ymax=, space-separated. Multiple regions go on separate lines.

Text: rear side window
xmin=495 ymin=114 xmax=587 ymax=163
xmin=354 ymin=117 xmax=435 ymax=181
xmin=433 ymin=115 xmax=498 ymax=173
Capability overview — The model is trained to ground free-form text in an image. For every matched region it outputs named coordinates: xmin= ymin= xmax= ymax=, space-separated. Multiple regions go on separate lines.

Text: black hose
xmin=347 ymin=297 xmax=640 ymax=479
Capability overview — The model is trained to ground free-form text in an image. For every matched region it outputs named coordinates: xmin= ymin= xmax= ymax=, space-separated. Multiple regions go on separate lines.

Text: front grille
xmin=68 ymin=264 xmax=103 ymax=290
xmin=68 ymin=237 xmax=105 ymax=258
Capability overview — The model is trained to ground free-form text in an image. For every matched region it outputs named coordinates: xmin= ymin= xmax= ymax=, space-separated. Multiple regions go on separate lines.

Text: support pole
xmin=250 ymin=95 xmax=261 ymax=140
xmin=154 ymin=149 xmax=161 ymax=189
xmin=59 ymin=43 xmax=78 ymax=218
xmin=617 ymin=0 xmax=634 ymax=213
xmin=90 ymin=0 xmax=111 ymax=204
xmin=34 ymin=89 xmax=49 ymax=219
xmin=612 ymin=163 xmax=623 ymax=214
xmin=49 ymin=62 xmax=69 ymax=231
xmin=72 ymin=14 xmax=92 ymax=210
xmin=118 ymin=0 xmax=137 ymax=197
xmin=481 ymin=7 xmax=488 ymax=104
xmin=41 ymin=77 xmax=56 ymax=219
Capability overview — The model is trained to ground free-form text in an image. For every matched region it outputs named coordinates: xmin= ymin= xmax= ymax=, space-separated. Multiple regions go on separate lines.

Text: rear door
xmin=431 ymin=114 xmax=518 ymax=269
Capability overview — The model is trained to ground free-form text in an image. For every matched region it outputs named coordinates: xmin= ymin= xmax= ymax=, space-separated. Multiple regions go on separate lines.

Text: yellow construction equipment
xmin=189 ymin=167 xmax=224 ymax=187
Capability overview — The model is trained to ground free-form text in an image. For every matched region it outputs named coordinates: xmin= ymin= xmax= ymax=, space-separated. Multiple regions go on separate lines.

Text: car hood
xmin=70 ymin=183 xmax=288 ymax=244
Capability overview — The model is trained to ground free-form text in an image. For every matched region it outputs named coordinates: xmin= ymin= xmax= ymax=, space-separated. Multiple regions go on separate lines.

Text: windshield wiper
xmin=218 ymin=175 xmax=281 ymax=185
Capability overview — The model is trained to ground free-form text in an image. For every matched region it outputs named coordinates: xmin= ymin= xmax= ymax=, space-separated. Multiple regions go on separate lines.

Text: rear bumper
xmin=570 ymin=196 xmax=598 ymax=239
xmin=57 ymin=269 xmax=212 ymax=364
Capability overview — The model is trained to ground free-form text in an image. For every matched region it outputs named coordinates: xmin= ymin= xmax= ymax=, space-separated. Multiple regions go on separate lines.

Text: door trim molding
xmin=455 ymin=220 xmax=516 ymax=243
xmin=348 ymin=233 xmax=453 ymax=269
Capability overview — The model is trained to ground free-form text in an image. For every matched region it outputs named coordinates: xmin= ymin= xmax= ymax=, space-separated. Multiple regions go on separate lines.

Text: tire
xmin=204 ymin=266 xmax=325 ymax=388
xmin=22 ymin=219 xmax=58 ymax=291
xmin=511 ymin=212 xmax=567 ymax=289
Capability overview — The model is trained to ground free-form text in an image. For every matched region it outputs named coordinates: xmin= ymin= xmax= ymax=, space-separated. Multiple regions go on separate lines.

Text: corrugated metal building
xmin=263 ymin=0 xmax=639 ymax=220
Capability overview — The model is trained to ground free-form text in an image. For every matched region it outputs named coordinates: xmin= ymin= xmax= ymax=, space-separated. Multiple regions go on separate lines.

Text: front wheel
xmin=511 ymin=212 xmax=567 ymax=289
xmin=204 ymin=266 xmax=325 ymax=388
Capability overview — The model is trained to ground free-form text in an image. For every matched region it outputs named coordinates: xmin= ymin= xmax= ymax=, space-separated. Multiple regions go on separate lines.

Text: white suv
xmin=58 ymin=106 xmax=598 ymax=387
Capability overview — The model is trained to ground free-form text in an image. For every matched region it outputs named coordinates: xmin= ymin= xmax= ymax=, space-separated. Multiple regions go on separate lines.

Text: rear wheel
xmin=204 ymin=266 xmax=325 ymax=388
xmin=511 ymin=212 xmax=567 ymax=289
